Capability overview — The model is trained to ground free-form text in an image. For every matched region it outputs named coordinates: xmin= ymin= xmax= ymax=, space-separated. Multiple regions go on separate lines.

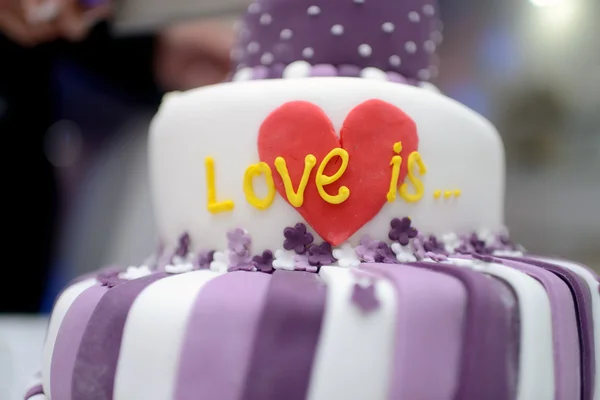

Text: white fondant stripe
xmin=307 ymin=267 xmax=397 ymax=400
xmin=28 ymin=395 xmax=48 ymax=400
xmin=536 ymin=256 xmax=600 ymax=400
xmin=113 ymin=270 xmax=221 ymax=400
xmin=42 ymin=278 xmax=97 ymax=398
xmin=449 ymin=258 xmax=555 ymax=400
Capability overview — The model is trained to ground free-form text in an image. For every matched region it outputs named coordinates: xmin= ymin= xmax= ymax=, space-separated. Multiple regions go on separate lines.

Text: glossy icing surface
xmin=150 ymin=78 xmax=505 ymax=253
xmin=29 ymin=255 xmax=599 ymax=400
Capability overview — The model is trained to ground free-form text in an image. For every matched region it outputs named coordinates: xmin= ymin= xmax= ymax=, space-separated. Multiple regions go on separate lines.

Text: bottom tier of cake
xmin=27 ymin=255 xmax=599 ymax=400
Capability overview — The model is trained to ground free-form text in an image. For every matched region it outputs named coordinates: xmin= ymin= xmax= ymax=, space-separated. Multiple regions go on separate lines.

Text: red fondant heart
xmin=258 ymin=99 xmax=418 ymax=246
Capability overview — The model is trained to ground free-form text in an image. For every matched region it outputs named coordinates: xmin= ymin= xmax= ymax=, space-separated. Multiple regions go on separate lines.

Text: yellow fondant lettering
xmin=387 ymin=142 xmax=403 ymax=202
xmin=315 ymin=148 xmax=350 ymax=204
xmin=444 ymin=190 xmax=453 ymax=199
xmin=205 ymin=157 xmax=235 ymax=213
xmin=400 ymin=151 xmax=427 ymax=203
xmin=454 ymin=190 xmax=462 ymax=197
xmin=433 ymin=190 xmax=441 ymax=199
xmin=274 ymin=154 xmax=317 ymax=207
xmin=243 ymin=162 xmax=276 ymax=210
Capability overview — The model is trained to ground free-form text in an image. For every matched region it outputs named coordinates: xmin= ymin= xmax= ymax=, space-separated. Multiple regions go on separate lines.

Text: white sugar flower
xmin=391 ymin=242 xmax=417 ymax=263
xmin=210 ymin=251 xmax=229 ymax=273
xmin=165 ymin=262 xmax=194 ymax=274
xmin=272 ymin=249 xmax=296 ymax=270
xmin=442 ymin=232 xmax=461 ymax=253
xmin=119 ymin=265 xmax=152 ymax=280
xmin=477 ymin=229 xmax=495 ymax=246
xmin=332 ymin=243 xmax=361 ymax=268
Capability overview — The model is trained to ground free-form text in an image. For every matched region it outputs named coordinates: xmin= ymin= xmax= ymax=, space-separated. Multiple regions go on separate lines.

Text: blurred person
xmin=0 ymin=0 xmax=239 ymax=313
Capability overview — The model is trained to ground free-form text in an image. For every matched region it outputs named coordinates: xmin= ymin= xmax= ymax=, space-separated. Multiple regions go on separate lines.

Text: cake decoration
xmin=351 ymin=281 xmax=381 ymax=313
xmin=253 ymin=250 xmax=276 ymax=273
xmin=118 ymin=265 xmax=152 ymax=280
xmin=332 ymin=243 xmax=361 ymax=268
xmin=258 ymin=99 xmax=420 ymax=245
xmin=391 ymin=242 xmax=418 ymax=263
xmin=243 ymin=162 xmax=276 ymax=210
xmin=273 ymin=249 xmax=298 ymax=271
xmin=388 ymin=217 xmax=419 ymax=245
xmin=209 ymin=251 xmax=230 ymax=273
xmin=232 ymin=0 xmax=441 ymax=83
xmin=204 ymin=156 xmax=235 ymax=214
xmin=283 ymin=223 xmax=314 ymax=254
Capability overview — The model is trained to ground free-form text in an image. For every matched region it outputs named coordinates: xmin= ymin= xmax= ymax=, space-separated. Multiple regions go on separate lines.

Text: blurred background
xmin=0 ymin=0 xmax=598 ymax=398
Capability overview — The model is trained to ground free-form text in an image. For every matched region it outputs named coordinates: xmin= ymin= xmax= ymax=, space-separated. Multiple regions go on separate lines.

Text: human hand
xmin=0 ymin=0 xmax=111 ymax=47
xmin=154 ymin=19 xmax=235 ymax=91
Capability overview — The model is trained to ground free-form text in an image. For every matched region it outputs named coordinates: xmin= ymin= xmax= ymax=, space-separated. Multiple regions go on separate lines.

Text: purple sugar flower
xmin=174 ymin=233 xmax=191 ymax=257
xmin=228 ymin=248 xmax=254 ymax=271
xmin=389 ymin=217 xmax=418 ymax=246
xmin=423 ymin=235 xmax=447 ymax=254
xmin=351 ymin=283 xmax=380 ymax=313
xmin=253 ymin=250 xmax=275 ymax=273
xmin=196 ymin=250 xmax=215 ymax=269
xmin=412 ymin=235 xmax=428 ymax=260
xmin=307 ymin=242 xmax=336 ymax=266
xmin=355 ymin=235 xmax=382 ymax=263
xmin=97 ymin=266 xmax=124 ymax=288
xmin=470 ymin=233 xmax=492 ymax=254
xmin=227 ymin=228 xmax=252 ymax=255
xmin=426 ymin=252 xmax=448 ymax=262
xmin=283 ymin=223 xmax=314 ymax=254
xmin=376 ymin=242 xmax=398 ymax=264
xmin=294 ymin=254 xmax=318 ymax=272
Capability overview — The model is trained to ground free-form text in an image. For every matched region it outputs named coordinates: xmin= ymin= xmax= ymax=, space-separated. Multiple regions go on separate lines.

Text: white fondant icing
xmin=42 ymin=278 xmax=97 ymax=397
xmin=28 ymin=395 xmax=48 ymax=400
xmin=150 ymin=78 xmax=505 ymax=253
xmin=165 ymin=262 xmax=194 ymax=274
xmin=307 ymin=267 xmax=397 ymax=400
xmin=447 ymin=257 xmax=555 ymax=400
xmin=232 ymin=68 xmax=253 ymax=81
xmin=535 ymin=256 xmax=600 ymax=400
xmin=113 ymin=270 xmax=220 ymax=400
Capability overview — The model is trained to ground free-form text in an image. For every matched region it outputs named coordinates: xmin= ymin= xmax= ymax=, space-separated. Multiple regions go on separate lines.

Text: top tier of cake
xmin=148 ymin=0 xmax=505 ymax=255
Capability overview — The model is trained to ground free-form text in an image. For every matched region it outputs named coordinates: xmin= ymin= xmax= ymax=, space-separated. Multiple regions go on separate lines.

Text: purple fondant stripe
xmin=241 ymin=270 xmax=327 ymax=400
xmin=502 ymin=256 xmax=595 ymax=400
xmin=24 ymin=384 xmax=44 ymax=399
xmin=408 ymin=261 xmax=518 ymax=400
xmin=174 ymin=272 xmax=272 ymax=400
xmin=50 ymin=284 xmax=108 ymax=400
xmin=71 ymin=272 xmax=168 ymax=400
xmin=497 ymin=257 xmax=580 ymax=400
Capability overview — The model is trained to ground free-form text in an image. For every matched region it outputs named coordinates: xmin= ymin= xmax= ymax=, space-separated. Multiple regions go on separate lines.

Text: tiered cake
xmin=27 ymin=0 xmax=599 ymax=399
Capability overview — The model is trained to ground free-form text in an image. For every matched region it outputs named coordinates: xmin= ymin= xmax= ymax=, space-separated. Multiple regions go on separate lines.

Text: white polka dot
xmin=389 ymin=55 xmax=401 ymax=67
xmin=260 ymin=14 xmax=272 ymax=25
xmin=382 ymin=22 xmax=395 ymax=33
xmin=408 ymin=11 xmax=420 ymax=22
xmin=423 ymin=4 xmax=435 ymax=16
xmin=280 ymin=29 xmax=293 ymax=40
xmin=247 ymin=42 xmax=260 ymax=54
xmin=247 ymin=3 xmax=260 ymax=14
xmin=233 ymin=67 xmax=253 ymax=81
xmin=358 ymin=44 xmax=372 ymax=57
xmin=261 ymin=52 xmax=274 ymax=65
xmin=283 ymin=60 xmax=312 ymax=79
xmin=307 ymin=5 xmax=321 ymax=15
xmin=331 ymin=24 xmax=344 ymax=35
xmin=360 ymin=67 xmax=387 ymax=80
xmin=418 ymin=69 xmax=431 ymax=80
xmin=431 ymin=31 xmax=443 ymax=44
xmin=354 ymin=0 xmax=365 ymax=3
xmin=424 ymin=40 xmax=436 ymax=54
xmin=302 ymin=47 xmax=315 ymax=58
xmin=405 ymin=41 xmax=417 ymax=54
